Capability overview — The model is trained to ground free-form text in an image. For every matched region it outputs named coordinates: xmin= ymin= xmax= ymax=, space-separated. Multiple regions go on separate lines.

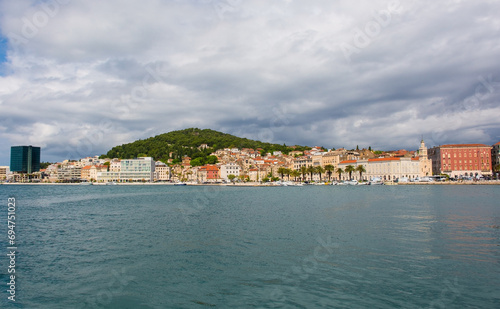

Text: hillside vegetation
xmin=103 ymin=128 xmax=310 ymax=164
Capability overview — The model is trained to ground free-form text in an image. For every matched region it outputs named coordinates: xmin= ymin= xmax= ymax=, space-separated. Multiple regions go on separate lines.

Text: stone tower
xmin=418 ymin=139 xmax=428 ymax=159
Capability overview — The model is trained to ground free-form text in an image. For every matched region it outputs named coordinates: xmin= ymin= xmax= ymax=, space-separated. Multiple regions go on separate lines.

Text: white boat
xmin=174 ymin=182 xmax=187 ymax=186
xmin=345 ymin=180 xmax=358 ymax=185
xmin=384 ymin=181 xmax=398 ymax=186
xmin=369 ymin=177 xmax=384 ymax=185
xmin=106 ymin=181 xmax=117 ymax=185
xmin=414 ymin=177 xmax=432 ymax=182
xmin=80 ymin=181 xmax=93 ymax=185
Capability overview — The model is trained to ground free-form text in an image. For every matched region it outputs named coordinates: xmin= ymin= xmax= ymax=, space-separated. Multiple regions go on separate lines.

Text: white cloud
xmin=0 ymin=0 xmax=499 ymax=163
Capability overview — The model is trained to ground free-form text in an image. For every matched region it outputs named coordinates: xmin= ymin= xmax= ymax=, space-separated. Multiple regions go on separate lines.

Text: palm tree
xmin=356 ymin=165 xmax=366 ymax=181
xmin=325 ymin=165 xmax=335 ymax=182
xmin=277 ymin=167 xmax=286 ymax=180
xmin=291 ymin=170 xmax=300 ymax=182
xmin=300 ymin=166 xmax=308 ymax=181
xmin=285 ymin=168 xmax=292 ymax=181
xmin=345 ymin=165 xmax=356 ymax=180
xmin=315 ymin=166 xmax=325 ymax=182
xmin=494 ymin=164 xmax=500 ymax=180
xmin=307 ymin=166 xmax=315 ymax=182
xmin=336 ymin=168 xmax=344 ymax=181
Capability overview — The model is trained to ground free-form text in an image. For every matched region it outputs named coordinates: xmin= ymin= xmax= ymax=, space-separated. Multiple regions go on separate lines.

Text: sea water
xmin=0 ymin=184 xmax=499 ymax=308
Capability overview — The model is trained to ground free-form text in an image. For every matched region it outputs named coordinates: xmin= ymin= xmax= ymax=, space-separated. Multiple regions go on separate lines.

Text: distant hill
xmin=103 ymin=128 xmax=310 ymax=164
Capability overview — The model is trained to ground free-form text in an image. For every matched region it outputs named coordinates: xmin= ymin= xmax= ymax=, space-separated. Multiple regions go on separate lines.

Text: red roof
xmin=495 ymin=141 xmax=500 ymax=146
xmin=340 ymin=160 xmax=357 ymax=164
xmin=204 ymin=165 xmax=219 ymax=171
xmin=441 ymin=144 xmax=490 ymax=148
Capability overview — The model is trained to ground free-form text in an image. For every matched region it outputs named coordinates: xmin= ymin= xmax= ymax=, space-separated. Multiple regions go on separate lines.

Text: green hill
xmin=103 ymin=128 xmax=310 ymax=165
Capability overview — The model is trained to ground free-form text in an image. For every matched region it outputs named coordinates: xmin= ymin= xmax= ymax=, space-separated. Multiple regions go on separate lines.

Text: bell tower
xmin=418 ymin=139 xmax=428 ymax=159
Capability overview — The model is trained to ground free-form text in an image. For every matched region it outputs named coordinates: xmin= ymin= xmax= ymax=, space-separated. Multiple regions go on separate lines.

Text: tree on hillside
xmin=206 ymin=155 xmax=218 ymax=164
xmin=104 ymin=128 xmax=304 ymax=161
xmin=345 ymin=165 xmax=355 ymax=180
xmin=190 ymin=158 xmax=204 ymax=167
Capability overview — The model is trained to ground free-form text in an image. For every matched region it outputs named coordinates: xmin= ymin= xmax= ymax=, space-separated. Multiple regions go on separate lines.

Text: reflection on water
xmin=0 ymin=184 xmax=499 ymax=308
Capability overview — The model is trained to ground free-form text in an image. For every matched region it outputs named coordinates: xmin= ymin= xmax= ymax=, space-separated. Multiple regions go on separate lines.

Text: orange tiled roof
xmin=340 ymin=160 xmax=357 ymax=164
xmin=495 ymin=141 xmax=500 ymax=146
xmin=204 ymin=165 xmax=219 ymax=171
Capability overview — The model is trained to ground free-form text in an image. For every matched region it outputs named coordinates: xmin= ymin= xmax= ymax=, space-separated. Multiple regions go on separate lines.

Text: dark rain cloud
xmin=0 ymin=0 xmax=499 ymax=164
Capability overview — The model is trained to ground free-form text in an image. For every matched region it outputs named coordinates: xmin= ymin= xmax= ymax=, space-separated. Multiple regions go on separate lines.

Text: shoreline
xmin=2 ymin=181 xmax=500 ymax=186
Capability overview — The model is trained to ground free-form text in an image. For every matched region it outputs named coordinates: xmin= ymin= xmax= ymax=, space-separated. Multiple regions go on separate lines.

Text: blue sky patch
xmin=0 ymin=36 xmax=7 ymax=63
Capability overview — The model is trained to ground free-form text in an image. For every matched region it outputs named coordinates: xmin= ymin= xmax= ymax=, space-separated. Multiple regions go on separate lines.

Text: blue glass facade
xmin=10 ymin=146 xmax=41 ymax=173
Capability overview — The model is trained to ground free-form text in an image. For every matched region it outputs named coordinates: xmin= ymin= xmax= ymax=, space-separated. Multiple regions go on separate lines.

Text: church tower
xmin=418 ymin=139 xmax=428 ymax=159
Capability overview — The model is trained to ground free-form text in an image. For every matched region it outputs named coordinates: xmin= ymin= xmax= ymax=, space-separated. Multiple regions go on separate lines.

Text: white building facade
xmin=220 ymin=162 xmax=241 ymax=181
xmin=154 ymin=161 xmax=171 ymax=181
xmin=98 ymin=157 xmax=155 ymax=182
xmin=339 ymin=141 xmax=432 ymax=181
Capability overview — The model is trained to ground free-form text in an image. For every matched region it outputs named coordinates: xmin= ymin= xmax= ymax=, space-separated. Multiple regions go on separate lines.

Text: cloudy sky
xmin=1 ymin=0 xmax=499 ymax=164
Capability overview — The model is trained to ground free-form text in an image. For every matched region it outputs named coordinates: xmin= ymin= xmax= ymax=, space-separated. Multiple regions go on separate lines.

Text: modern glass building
xmin=10 ymin=145 xmax=41 ymax=174
xmin=97 ymin=157 xmax=155 ymax=182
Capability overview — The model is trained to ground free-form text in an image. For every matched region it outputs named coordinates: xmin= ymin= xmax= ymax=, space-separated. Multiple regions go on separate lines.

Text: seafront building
xmin=55 ymin=165 xmax=83 ymax=182
xmin=8 ymin=138 xmax=500 ymax=183
xmin=97 ymin=157 xmax=155 ymax=182
xmin=154 ymin=161 xmax=171 ymax=181
xmin=429 ymin=144 xmax=493 ymax=178
xmin=0 ymin=166 xmax=10 ymax=180
xmin=338 ymin=140 xmax=432 ymax=181
xmin=493 ymin=142 xmax=500 ymax=169
xmin=81 ymin=165 xmax=108 ymax=181
xmin=10 ymin=145 xmax=41 ymax=174
xmin=220 ymin=162 xmax=241 ymax=181
xmin=197 ymin=165 xmax=220 ymax=183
